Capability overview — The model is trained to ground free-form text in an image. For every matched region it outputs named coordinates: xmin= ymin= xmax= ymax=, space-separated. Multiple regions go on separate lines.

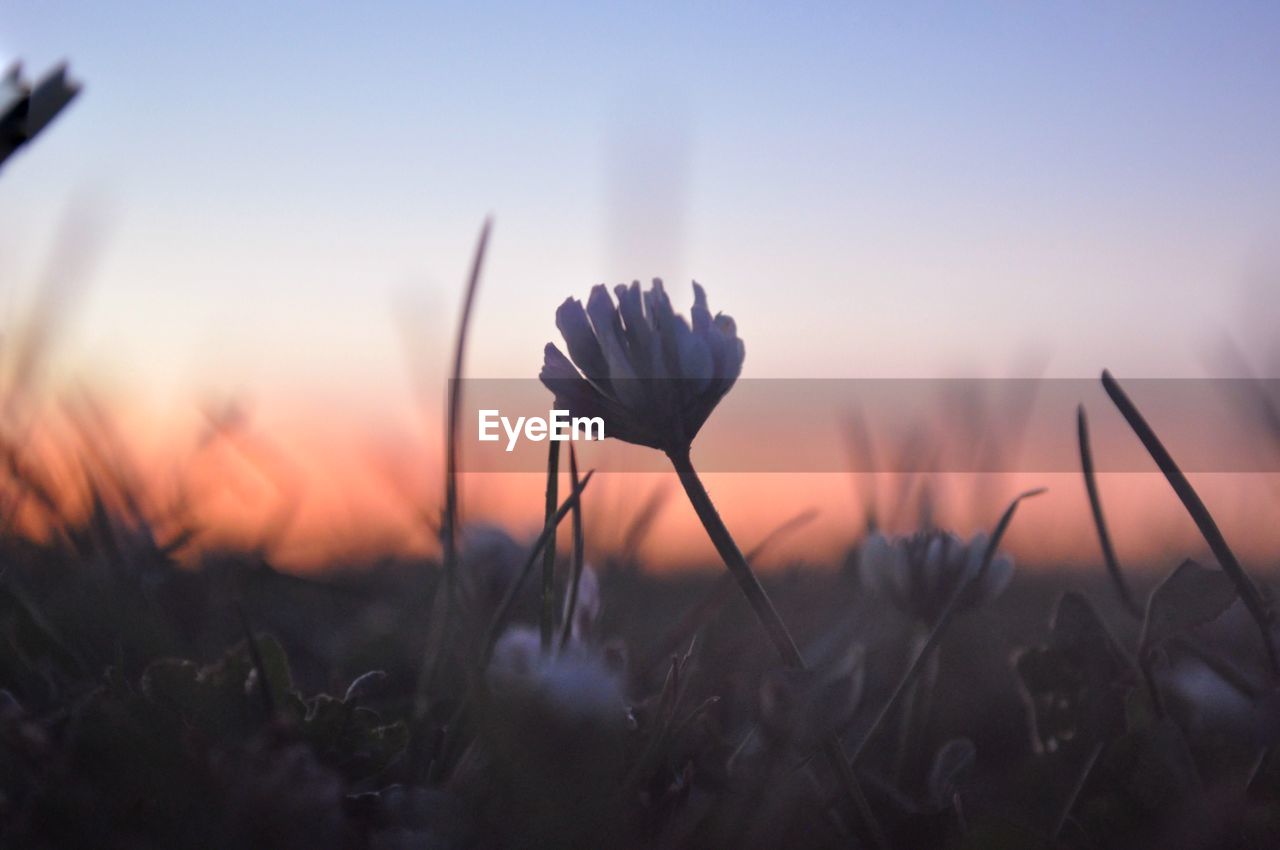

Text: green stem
xmin=1076 ymin=405 xmax=1142 ymax=619
xmin=666 ymin=447 xmax=887 ymax=850
xmin=477 ymin=470 xmax=594 ymax=671
xmin=540 ymin=440 xmax=560 ymax=652
xmin=419 ymin=219 xmax=491 ymax=715
xmin=667 ymin=448 xmax=804 ymax=666
xmin=558 ymin=445 xmax=586 ymax=651
xmin=892 ymin=630 xmax=929 ymax=782
xmin=1053 ymin=741 xmax=1103 ymax=840
xmin=429 ymin=469 xmax=595 ymax=783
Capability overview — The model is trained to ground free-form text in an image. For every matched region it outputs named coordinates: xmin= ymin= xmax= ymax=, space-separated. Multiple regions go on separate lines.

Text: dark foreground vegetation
xmin=2 ymin=514 xmax=1280 ymax=849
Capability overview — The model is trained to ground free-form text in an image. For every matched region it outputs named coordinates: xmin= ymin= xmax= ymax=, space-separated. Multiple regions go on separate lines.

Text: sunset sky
xmin=1 ymin=3 xmax=1278 ymax=569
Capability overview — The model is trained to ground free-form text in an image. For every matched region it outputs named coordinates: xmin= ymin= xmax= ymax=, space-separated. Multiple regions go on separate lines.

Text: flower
xmin=487 ymin=625 xmax=625 ymax=725
xmin=857 ymin=530 xmax=1014 ymax=625
xmin=480 ymin=626 xmax=629 ymax=847
xmin=540 ymin=279 xmax=744 ymax=454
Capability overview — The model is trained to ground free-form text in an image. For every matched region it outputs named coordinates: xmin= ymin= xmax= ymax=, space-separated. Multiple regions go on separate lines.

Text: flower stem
xmin=667 ymin=448 xmax=803 ymax=666
xmin=558 ymin=444 xmax=586 ymax=651
xmin=540 ymin=439 xmax=560 ymax=653
xmin=666 ymin=447 xmax=886 ymax=850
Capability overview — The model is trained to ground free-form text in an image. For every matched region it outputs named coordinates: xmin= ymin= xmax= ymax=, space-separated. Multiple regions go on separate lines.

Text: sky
xmin=1 ymin=2 xmax=1278 ymax=568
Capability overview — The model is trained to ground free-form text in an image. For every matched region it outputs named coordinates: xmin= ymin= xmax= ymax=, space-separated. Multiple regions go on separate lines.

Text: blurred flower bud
xmin=858 ymin=530 xmax=1013 ymax=625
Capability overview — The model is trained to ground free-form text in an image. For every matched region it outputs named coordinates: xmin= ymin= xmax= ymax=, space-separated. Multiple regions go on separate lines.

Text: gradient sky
xmin=1 ymin=3 xmax=1278 ymax=566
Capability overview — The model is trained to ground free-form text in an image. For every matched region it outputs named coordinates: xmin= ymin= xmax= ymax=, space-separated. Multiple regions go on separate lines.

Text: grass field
xmin=4 ymin=50 xmax=1280 ymax=850
xmin=2 ymin=260 xmax=1279 ymax=849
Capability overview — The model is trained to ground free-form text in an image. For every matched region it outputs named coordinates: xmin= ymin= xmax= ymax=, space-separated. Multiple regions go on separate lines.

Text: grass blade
xmin=849 ymin=487 xmax=1045 ymax=769
xmin=637 ymin=507 xmax=820 ymax=680
xmin=666 ymin=446 xmax=887 ymax=850
xmin=1076 ymin=405 xmax=1142 ymax=619
xmin=429 ymin=470 xmax=593 ymax=783
xmin=842 ymin=408 xmax=879 ymax=532
xmin=1101 ymin=369 xmax=1278 ymax=674
xmin=540 ymin=440 xmax=560 ymax=652
xmin=477 ymin=469 xmax=594 ymax=670
xmin=619 ymin=481 xmax=672 ymax=563
xmin=558 ymin=444 xmax=586 ymax=651
xmin=1053 ymin=741 xmax=1103 ymax=839
xmin=414 ymin=221 xmax=492 ymax=724
xmin=236 ymin=602 xmax=277 ymax=717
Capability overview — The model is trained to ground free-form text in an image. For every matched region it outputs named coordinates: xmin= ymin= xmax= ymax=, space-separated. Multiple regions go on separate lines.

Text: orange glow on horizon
xmin=6 ymin=391 xmax=1277 ymax=576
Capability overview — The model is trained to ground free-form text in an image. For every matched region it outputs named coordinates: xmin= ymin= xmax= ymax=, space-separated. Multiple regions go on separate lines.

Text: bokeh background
xmin=2 ymin=2 xmax=1279 ymax=569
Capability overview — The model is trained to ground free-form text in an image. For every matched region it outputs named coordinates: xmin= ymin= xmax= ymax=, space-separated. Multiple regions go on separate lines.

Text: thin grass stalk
xmin=1218 ymin=339 xmax=1280 ymax=442
xmin=1101 ymin=369 xmax=1279 ymax=674
xmin=891 ymin=633 xmax=922 ymax=783
xmin=1245 ymin=747 xmax=1270 ymax=795
xmin=740 ymin=507 xmax=821 ymax=561
xmin=622 ymin=646 xmax=697 ymax=790
xmin=558 ymin=445 xmax=586 ymax=651
xmin=893 ymin=630 xmax=939 ymax=783
xmin=428 ymin=471 xmax=596 ymax=782
xmin=666 ymin=449 xmax=803 ymax=665
xmin=476 ymin=470 xmax=594 ymax=671
xmin=849 ymin=487 xmax=1045 ymax=769
xmin=1053 ymin=741 xmax=1104 ymax=840
xmin=540 ymin=440 xmax=560 ymax=652
xmin=619 ymin=482 xmax=672 ymax=562
xmin=236 ymin=603 xmax=276 ymax=717
xmin=420 ymin=219 xmax=491 ymax=706
xmin=821 ymin=740 xmax=884 ymax=847
xmin=0 ymin=575 xmax=84 ymax=674
xmin=842 ymin=409 xmax=880 ymax=532
xmin=665 ymin=447 xmax=887 ymax=850
xmin=1081 ymin=401 xmax=1261 ymax=695
xmin=1076 ymin=405 xmax=1142 ymax=619
xmin=1137 ymin=655 xmax=1165 ymax=718
xmin=1170 ymin=635 xmax=1261 ymax=698
xmin=637 ymin=508 xmax=818 ymax=680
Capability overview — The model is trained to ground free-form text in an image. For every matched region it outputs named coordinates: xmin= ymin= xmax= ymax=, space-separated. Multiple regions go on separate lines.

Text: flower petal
xmin=541 ymin=344 xmax=657 ymax=448
xmin=711 ymin=314 xmax=745 ymax=382
xmin=555 ymin=297 xmax=610 ymax=385
xmin=691 ymin=281 xmax=712 ymax=333
xmin=585 ymin=286 xmax=634 ymax=376
xmin=540 ymin=341 xmax=581 ymax=383
xmin=614 ymin=281 xmax=655 ymax=379
xmin=540 ymin=344 xmax=612 ymax=421
xmin=859 ymin=533 xmax=910 ymax=611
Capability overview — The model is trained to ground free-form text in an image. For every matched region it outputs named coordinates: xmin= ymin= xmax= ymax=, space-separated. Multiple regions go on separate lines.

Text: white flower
xmin=487 ymin=626 xmax=625 ymax=726
xmin=858 ymin=530 xmax=1013 ymax=624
